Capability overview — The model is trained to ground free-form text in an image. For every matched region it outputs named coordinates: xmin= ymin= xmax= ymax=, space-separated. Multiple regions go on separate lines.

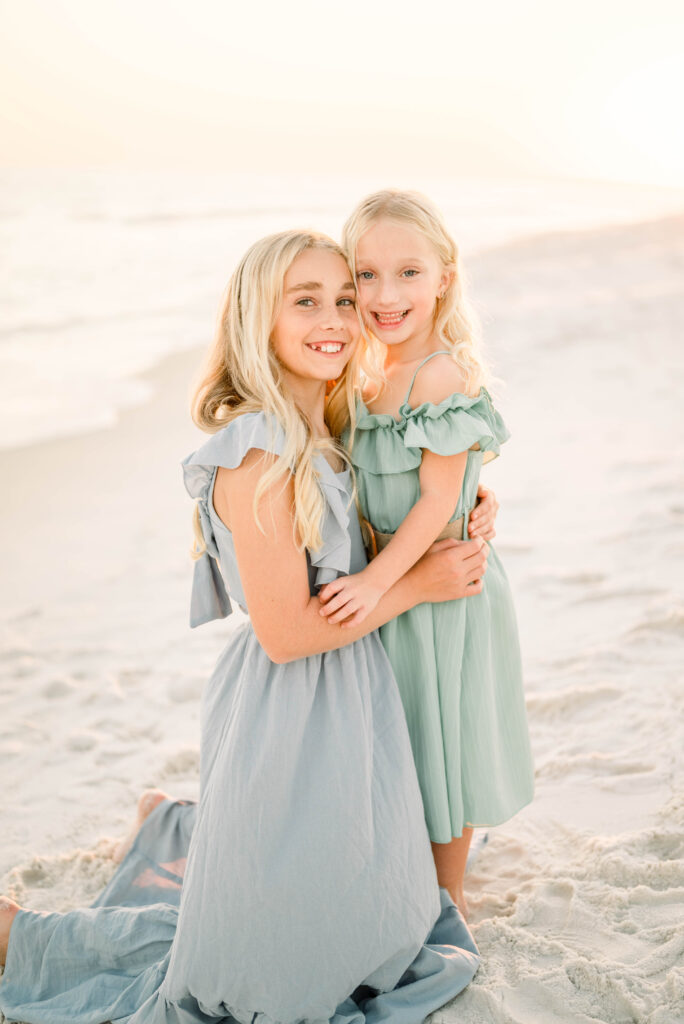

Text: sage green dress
xmin=347 ymin=353 xmax=534 ymax=844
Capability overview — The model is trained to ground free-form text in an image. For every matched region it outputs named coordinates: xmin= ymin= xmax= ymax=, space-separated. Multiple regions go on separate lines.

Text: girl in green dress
xmin=319 ymin=190 xmax=535 ymax=917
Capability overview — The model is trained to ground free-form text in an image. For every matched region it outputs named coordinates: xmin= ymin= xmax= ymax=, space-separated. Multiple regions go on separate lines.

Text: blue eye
xmin=296 ymin=298 xmax=315 ymax=306
xmin=337 ymin=297 xmax=355 ymax=307
xmin=357 ymin=271 xmax=374 ymax=281
xmin=402 ymin=269 xmax=419 ymax=277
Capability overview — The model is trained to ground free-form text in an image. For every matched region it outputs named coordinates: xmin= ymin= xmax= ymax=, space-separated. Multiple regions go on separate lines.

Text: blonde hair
xmin=342 ymin=189 xmax=489 ymax=396
xmin=191 ymin=230 xmax=360 ymax=555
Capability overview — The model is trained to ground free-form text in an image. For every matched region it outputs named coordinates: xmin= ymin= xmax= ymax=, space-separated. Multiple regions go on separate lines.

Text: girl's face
xmin=271 ymin=248 xmax=359 ymax=384
xmin=354 ymin=218 xmax=449 ymax=348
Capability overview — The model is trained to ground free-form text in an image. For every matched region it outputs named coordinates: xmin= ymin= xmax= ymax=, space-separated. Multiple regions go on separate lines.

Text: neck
xmin=280 ymin=372 xmax=329 ymax=437
xmin=383 ymin=325 xmax=443 ymax=369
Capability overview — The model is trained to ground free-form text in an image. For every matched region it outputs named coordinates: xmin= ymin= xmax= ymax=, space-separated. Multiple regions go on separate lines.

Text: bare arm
xmin=218 ymin=451 xmax=487 ymax=664
xmin=320 ymin=353 xmax=481 ymax=626
xmin=319 ymin=447 xmax=468 ymax=625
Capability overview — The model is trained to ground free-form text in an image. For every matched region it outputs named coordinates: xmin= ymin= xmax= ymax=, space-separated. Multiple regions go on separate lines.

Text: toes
xmin=137 ymin=789 xmax=169 ymax=823
xmin=113 ymin=790 xmax=171 ymax=866
xmin=0 ymin=897 xmax=20 ymax=965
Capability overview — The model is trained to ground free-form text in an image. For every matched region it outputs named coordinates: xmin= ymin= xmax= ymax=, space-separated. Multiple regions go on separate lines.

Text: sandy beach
xmin=1 ymin=210 xmax=683 ymax=1023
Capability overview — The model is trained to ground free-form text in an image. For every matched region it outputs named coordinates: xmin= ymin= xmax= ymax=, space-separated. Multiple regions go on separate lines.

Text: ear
xmin=438 ymin=268 xmax=455 ymax=299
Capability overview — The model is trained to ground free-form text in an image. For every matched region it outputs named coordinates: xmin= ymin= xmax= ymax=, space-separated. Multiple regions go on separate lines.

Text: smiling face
xmin=271 ymin=247 xmax=359 ymax=386
xmin=354 ymin=218 xmax=450 ymax=350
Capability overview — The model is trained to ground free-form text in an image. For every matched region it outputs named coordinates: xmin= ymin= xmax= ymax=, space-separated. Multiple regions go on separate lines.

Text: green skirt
xmin=379 ymin=544 xmax=534 ymax=842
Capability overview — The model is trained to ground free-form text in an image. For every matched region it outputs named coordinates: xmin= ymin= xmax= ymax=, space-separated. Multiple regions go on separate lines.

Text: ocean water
xmin=2 ymin=168 xmax=683 ymax=450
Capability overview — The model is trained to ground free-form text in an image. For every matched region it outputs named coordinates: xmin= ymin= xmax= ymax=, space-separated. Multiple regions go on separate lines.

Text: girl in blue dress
xmin=0 ymin=229 xmax=489 ymax=1024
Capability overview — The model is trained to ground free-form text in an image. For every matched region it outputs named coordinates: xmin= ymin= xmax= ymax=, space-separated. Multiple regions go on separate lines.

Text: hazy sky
xmin=2 ymin=0 xmax=683 ymax=184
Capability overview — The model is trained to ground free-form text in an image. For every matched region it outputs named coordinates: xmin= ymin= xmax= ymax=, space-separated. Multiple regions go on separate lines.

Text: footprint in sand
xmin=41 ymin=677 xmax=78 ymax=699
xmin=161 ymin=748 xmax=200 ymax=777
xmin=66 ymin=730 xmax=101 ymax=752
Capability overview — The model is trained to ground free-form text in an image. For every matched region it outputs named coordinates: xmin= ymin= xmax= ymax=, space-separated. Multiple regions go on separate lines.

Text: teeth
xmin=375 ymin=311 xmax=407 ymax=324
xmin=310 ymin=343 xmax=343 ymax=353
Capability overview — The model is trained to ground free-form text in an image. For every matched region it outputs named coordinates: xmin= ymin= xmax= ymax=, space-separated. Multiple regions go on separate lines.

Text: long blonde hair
xmin=342 ymin=189 xmax=489 ymax=396
xmin=192 ymin=230 xmax=360 ymax=554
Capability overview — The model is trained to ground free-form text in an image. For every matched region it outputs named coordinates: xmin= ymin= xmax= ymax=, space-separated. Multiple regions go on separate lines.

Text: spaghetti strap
xmin=403 ymin=350 xmax=453 ymax=405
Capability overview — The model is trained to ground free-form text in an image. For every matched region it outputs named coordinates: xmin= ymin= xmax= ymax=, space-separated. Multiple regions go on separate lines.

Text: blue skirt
xmin=0 ymin=626 xmax=480 ymax=1024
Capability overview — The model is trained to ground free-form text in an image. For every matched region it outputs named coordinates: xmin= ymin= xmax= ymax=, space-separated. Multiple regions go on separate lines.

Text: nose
xmin=320 ymin=302 xmax=345 ymax=330
xmin=375 ymin=276 xmax=401 ymax=308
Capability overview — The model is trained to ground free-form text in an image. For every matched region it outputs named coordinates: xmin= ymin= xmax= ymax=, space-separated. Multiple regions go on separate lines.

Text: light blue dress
xmin=0 ymin=412 xmax=479 ymax=1024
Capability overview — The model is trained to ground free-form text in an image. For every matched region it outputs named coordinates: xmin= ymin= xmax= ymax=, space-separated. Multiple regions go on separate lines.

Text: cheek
xmin=355 ymin=291 xmax=373 ymax=320
xmin=270 ymin=324 xmax=301 ymax=369
xmin=346 ymin=319 xmax=361 ymax=348
xmin=416 ymin=285 xmax=439 ymax=312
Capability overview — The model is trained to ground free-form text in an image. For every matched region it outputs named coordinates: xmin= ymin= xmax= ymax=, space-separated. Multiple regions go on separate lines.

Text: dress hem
xmin=428 ymin=791 xmax=535 ymax=844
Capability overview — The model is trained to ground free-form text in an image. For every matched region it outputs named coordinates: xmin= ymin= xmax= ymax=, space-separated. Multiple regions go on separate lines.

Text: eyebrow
xmin=356 ymin=258 xmax=427 ymax=267
xmin=287 ymin=280 xmax=355 ymax=292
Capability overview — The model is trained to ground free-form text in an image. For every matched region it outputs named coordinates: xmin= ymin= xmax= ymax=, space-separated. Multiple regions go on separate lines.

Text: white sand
xmin=1 ymin=212 xmax=683 ymax=1023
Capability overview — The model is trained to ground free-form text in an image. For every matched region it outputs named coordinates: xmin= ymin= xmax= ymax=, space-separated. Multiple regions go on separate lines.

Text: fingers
xmin=464 ymin=560 xmax=486 ymax=585
xmin=318 ymin=579 xmax=345 ymax=604
xmin=319 ymin=589 xmax=354 ymax=617
xmin=327 ymin=599 xmax=361 ymax=625
xmin=469 ymin=493 xmax=497 ymax=537
xmin=341 ymin=609 xmax=367 ymax=629
xmin=475 ymin=483 xmax=499 ymax=510
xmin=471 ymin=486 xmax=499 ymax=532
xmin=462 ymin=542 xmax=488 ymax=582
xmin=429 ymin=536 xmax=485 ymax=554
xmin=469 ymin=520 xmax=496 ymax=541
xmin=429 ymin=536 xmax=489 ymax=579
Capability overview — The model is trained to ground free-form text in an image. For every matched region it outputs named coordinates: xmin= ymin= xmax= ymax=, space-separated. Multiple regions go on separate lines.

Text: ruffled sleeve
xmin=308 ymin=460 xmax=353 ymax=588
xmin=350 ymin=412 xmax=422 ymax=476
xmin=181 ymin=412 xmax=286 ymax=627
xmin=402 ymin=388 xmax=510 ymax=463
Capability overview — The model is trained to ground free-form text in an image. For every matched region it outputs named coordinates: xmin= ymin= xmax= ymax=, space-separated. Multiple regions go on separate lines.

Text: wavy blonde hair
xmin=342 ymin=189 xmax=489 ymax=396
xmin=191 ymin=230 xmax=361 ymax=556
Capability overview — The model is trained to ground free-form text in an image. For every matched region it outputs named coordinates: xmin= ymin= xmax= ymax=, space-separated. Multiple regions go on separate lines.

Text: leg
xmin=431 ymin=828 xmax=473 ymax=920
xmin=0 ymin=896 xmax=20 ymax=966
xmin=2 ymin=789 xmax=171 ymax=967
xmin=112 ymin=788 xmax=170 ymax=863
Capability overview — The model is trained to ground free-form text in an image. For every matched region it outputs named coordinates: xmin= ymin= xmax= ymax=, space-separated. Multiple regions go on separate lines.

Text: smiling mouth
xmin=307 ymin=342 xmax=345 ymax=354
xmin=373 ymin=311 xmax=409 ymax=326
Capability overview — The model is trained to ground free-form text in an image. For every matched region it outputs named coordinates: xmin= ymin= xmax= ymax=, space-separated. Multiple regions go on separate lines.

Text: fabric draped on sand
xmin=348 ymin=368 xmax=535 ymax=844
xmin=0 ymin=411 xmax=480 ymax=1024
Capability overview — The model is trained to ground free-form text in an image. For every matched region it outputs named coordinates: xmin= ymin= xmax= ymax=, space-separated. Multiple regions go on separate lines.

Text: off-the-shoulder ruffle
xmin=182 ymin=411 xmax=287 ymax=500
xmin=181 ymin=412 xmax=287 ymax=627
xmin=182 ymin=412 xmax=354 ymax=625
xmin=350 ymin=388 xmax=510 ymax=475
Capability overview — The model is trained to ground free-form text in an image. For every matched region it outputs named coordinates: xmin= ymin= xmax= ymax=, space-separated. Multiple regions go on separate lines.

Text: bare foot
xmin=113 ymin=789 xmax=170 ymax=864
xmin=452 ymin=887 xmax=469 ymax=921
xmin=0 ymin=896 xmax=20 ymax=966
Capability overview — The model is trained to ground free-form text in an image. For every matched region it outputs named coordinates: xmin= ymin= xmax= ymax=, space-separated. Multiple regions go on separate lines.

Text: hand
xmin=411 ymin=537 xmax=488 ymax=604
xmin=318 ymin=572 xmax=384 ymax=628
xmin=468 ymin=484 xmax=499 ymax=541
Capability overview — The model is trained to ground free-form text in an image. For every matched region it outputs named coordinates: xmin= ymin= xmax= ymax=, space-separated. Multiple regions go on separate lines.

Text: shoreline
xmin=3 ymin=197 xmax=684 ymax=455
xmin=0 ymin=346 xmax=207 ymax=614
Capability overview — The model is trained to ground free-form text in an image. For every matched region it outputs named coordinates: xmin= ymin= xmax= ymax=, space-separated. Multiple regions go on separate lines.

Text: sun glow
xmin=601 ymin=55 xmax=684 ymax=185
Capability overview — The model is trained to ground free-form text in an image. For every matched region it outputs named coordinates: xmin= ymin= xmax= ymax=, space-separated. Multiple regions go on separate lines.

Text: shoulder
xmin=361 ymin=380 xmax=381 ymax=406
xmin=185 ymin=410 xmax=286 ymax=471
xmin=182 ymin=410 xmax=286 ymax=501
xmin=409 ymin=354 xmax=469 ymax=409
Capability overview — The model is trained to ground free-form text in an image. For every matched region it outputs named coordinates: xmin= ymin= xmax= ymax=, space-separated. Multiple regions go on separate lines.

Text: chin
xmin=375 ymin=333 xmax=409 ymax=346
